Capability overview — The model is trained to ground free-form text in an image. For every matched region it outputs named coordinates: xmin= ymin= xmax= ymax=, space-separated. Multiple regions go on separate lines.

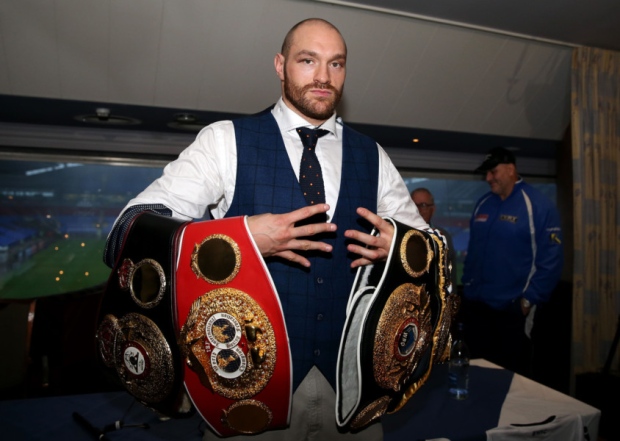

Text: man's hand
xmin=344 ymin=207 xmax=395 ymax=268
xmin=247 ymin=204 xmax=336 ymax=268
xmin=520 ymin=297 xmax=532 ymax=316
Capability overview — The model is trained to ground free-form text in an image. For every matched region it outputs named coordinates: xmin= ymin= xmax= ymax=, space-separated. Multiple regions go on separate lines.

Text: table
xmin=382 ymin=359 xmax=600 ymax=441
xmin=478 ymin=359 xmax=600 ymax=441
xmin=0 ymin=360 xmax=600 ymax=441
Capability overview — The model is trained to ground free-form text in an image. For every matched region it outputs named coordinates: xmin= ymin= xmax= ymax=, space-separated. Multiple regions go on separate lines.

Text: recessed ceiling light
xmin=74 ymin=107 xmax=141 ymax=125
xmin=174 ymin=113 xmax=197 ymax=123
xmin=167 ymin=113 xmax=207 ymax=131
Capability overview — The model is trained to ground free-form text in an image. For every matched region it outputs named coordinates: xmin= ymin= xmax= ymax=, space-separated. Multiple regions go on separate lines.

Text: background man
xmin=104 ymin=18 xmax=427 ymax=440
xmin=460 ymin=147 xmax=563 ymax=376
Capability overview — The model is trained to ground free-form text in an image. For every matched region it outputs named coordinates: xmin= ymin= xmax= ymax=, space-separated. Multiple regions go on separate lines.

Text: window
xmin=402 ymin=171 xmax=557 ymax=286
xmin=0 ymin=155 xmax=166 ymax=300
xmin=0 ymin=153 xmax=557 ymax=300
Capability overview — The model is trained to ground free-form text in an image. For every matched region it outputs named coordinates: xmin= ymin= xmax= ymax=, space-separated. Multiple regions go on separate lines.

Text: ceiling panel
xmin=0 ymin=19 xmax=10 ymax=92
xmin=392 ymin=26 xmax=503 ymax=129
xmin=330 ymin=0 xmax=620 ymax=51
xmin=55 ymin=0 xmax=111 ymax=100
xmin=2 ymin=0 xmax=616 ymax=165
xmin=1 ymin=0 xmax=60 ymax=97
xmin=107 ymin=0 xmax=163 ymax=105
xmin=154 ymin=0 xmax=217 ymax=109
xmin=344 ymin=17 xmax=437 ymax=123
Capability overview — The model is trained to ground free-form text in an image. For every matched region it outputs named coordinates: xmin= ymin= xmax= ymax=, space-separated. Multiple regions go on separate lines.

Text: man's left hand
xmin=344 ymin=207 xmax=394 ymax=268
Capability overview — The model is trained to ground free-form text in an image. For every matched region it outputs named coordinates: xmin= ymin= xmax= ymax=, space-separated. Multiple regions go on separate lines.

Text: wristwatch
xmin=520 ymin=297 xmax=531 ymax=308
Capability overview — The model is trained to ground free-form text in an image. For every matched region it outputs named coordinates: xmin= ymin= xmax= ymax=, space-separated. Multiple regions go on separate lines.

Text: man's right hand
xmin=247 ymin=204 xmax=336 ymax=268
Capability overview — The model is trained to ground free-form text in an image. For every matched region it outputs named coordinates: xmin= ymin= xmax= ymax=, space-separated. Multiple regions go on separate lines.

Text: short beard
xmin=283 ymin=72 xmax=343 ymax=121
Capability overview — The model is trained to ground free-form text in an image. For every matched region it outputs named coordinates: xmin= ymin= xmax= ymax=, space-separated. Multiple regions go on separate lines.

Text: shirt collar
xmin=272 ymin=97 xmax=339 ymax=138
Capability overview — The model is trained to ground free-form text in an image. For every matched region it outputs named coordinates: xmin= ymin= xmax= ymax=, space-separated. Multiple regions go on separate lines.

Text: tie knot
xmin=297 ymin=127 xmax=329 ymax=148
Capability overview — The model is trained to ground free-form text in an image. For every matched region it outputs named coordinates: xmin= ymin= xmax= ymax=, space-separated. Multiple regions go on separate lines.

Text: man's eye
xmin=331 ymin=62 xmax=343 ymax=68
xmin=302 ymin=59 xmax=314 ymax=65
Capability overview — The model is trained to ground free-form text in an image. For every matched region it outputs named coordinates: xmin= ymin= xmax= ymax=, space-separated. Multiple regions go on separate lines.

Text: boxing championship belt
xmin=335 ymin=218 xmax=457 ymax=430
xmin=175 ymin=216 xmax=292 ymax=437
xmin=95 ymin=212 xmax=192 ymax=417
xmin=95 ymin=213 xmax=292 ymax=437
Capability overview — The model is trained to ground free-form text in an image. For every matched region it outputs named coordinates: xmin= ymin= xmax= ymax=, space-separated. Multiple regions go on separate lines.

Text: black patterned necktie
xmin=297 ymin=127 xmax=329 ymax=206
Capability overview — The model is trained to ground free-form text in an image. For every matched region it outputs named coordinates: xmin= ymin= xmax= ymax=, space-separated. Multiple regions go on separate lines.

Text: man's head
xmin=410 ymin=188 xmax=435 ymax=224
xmin=475 ymin=147 xmax=518 ymax=200
xmin=275 ymin=19 xmax=346 ymax=126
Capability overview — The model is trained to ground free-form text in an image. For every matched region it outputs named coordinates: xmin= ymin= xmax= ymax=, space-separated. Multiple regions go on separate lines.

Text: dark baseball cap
xmin=475 ymin=147 xmax=516 ymax=173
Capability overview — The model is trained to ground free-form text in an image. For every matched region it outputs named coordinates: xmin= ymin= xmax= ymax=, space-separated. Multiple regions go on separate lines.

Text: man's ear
xmin=274 ymin=53 xmax=285 ymax=81
xmin=509 ymin=163 xmax=517 ymax=174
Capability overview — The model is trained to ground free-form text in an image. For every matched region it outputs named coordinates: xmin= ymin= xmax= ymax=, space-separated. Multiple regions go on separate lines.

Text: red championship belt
xmin=175 ymin=216 xmax=292 ymax=437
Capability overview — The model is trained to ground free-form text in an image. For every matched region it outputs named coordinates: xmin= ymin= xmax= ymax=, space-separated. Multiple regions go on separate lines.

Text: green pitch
xmin=0 ymin=236 xmax=110 ymax=300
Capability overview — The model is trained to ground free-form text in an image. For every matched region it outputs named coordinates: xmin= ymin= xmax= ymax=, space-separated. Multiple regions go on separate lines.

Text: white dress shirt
xmin=124 ymin=98 xmax=427 ymax=230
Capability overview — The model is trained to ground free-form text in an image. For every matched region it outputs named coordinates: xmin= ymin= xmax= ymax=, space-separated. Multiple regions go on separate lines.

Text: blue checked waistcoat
xmin=226 ymin=108 xmax=378 ymax=390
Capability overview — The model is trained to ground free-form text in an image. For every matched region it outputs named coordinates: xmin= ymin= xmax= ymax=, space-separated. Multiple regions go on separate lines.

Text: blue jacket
xmin=226 ymin=109 xmax=379 ymax=389
xmin=462 ymin=179 xmax=563 ymax=310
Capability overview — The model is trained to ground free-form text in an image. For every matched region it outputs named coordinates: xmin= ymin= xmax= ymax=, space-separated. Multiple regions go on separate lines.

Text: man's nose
xmin=314 ymin=64 xmax=330 ymax=85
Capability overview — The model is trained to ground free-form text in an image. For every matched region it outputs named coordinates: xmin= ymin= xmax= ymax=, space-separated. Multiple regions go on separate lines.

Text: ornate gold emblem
xmin=223 ymin=400 xmax=273 ymax=434
xmin=430 ymin=233 xmax=453 ymax=364
xmin=179 ymin=288 xmax=276 ymax=400
xmin=117 ymin=258 xmax=134 ymax=290
xmin=392 ymin=230 xmax=457 ymax=412
xmin=96 ymin=314 xmax=121 ymax=368
xmin=373 ymin=283 xmax=432 ymax=393
xmin=96 ymin=312 xmax=175 ymax=404
xmin=129 ymin=258 xmax=167 ymax=309
xmin=400 ymin=229 xmax=433 ymax=278
xmin=191 ymin=234 xmax=241 ymax=284
xmin=349 ymin=396 xmax=391 ymax=430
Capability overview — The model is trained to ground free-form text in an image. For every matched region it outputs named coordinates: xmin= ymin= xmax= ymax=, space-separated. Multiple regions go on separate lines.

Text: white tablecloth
xmin=472 ymin=359 xmax=601 ymax=441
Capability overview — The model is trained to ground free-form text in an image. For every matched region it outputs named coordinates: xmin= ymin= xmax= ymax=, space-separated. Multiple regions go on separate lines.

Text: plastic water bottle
xmin=448 ymin=322 xmax=470 ymax=400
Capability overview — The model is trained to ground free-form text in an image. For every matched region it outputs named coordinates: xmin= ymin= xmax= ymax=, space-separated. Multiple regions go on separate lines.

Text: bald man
xmin=461 ymin=147 xmax=563 ymax=376
xmin=105 ymin=18 xmax=427 ymax=441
